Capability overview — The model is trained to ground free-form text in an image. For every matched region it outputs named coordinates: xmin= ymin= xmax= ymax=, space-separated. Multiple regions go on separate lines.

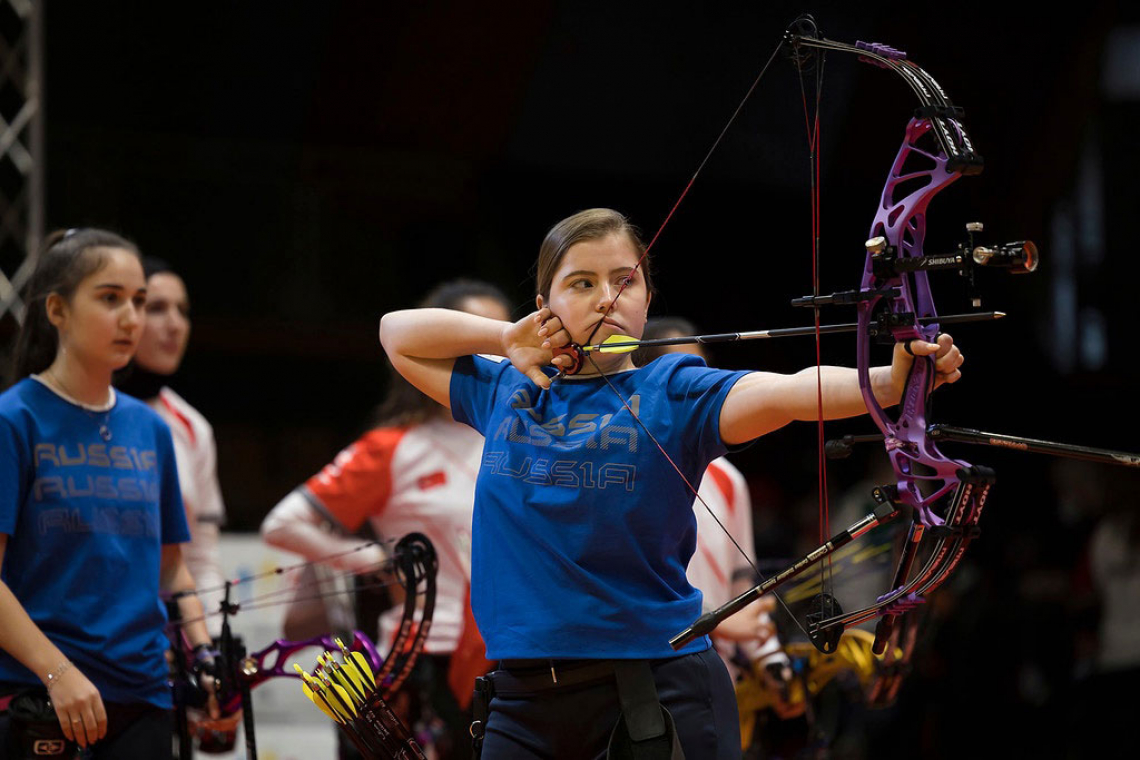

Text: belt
xmin=490 ymin=659 xmax=622 ymax=695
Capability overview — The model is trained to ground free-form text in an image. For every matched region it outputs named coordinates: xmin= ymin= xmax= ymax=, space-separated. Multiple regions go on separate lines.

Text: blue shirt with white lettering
xmin=450 ymin=353 xmax=747 ymax=660
xmin=0 ymin=378 xmax=189 ymax=707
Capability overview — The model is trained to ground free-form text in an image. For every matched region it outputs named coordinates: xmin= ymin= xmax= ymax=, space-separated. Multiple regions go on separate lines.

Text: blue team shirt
xmin=450 ymin=352 xmax=748 ymax=660
xmin=0 ymin=378 xmax=189 ymax=707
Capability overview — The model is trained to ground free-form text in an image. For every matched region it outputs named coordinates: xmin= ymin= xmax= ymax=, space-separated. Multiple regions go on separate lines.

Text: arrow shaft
xmin=585 ymin=311 xmax=1003 ymax=353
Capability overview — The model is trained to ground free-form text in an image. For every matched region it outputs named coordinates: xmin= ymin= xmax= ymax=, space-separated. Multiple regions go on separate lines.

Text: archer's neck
xmin=44 ymin=353 xmax=115 ymax=407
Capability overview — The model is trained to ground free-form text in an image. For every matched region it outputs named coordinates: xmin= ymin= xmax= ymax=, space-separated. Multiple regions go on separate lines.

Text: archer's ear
xmin=645 ymin=290 xmax=652 ymax=313
xmin=535 ymin=294 xmax=545 ymax=311
xmin=45 ymin=293 xmax=67 ymax=330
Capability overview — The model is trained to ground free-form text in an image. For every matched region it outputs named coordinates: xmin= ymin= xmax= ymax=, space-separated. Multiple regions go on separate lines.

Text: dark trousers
xmin=481 ymin=648 xmax=741 ymax=760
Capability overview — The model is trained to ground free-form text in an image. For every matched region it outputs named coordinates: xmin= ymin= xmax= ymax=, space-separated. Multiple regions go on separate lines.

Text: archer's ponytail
xmin=12 ymin=228 xmax=141 ymax=380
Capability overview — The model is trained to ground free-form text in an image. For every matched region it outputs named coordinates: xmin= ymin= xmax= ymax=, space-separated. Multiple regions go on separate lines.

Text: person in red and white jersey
xmin=261 ymin=279 xmax=511 ymax=759
xmin=117 ymin=259 xmax=227 ymax=639
xmin=634 ymin=317 xmax=788 ymax=681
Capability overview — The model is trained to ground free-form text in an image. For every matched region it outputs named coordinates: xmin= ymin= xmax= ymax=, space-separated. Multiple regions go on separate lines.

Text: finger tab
xmin=551 ymin=343 xmax=584 ymax=375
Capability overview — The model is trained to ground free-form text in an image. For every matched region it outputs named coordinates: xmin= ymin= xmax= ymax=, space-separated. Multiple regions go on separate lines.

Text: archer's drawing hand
xmin=502 ymin=308 xmax=573 ymax=389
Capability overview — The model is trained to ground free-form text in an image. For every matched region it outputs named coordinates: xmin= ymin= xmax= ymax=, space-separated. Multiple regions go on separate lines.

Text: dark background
xmin=4 ymin=1 xmax=1138 ymax=756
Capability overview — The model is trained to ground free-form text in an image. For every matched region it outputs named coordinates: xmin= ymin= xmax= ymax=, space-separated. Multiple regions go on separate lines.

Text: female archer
xmin=0 ymin=229 xmax=217 ymax=758
xmin=379 ymin=208 xmax=963 ymax=759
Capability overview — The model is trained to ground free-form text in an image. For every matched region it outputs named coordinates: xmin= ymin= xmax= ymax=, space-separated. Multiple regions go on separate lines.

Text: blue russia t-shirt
xmin=450 ymin=352 xmax=748 ymax=660
xmin=0 ymin=378 xmax=189 ymax=707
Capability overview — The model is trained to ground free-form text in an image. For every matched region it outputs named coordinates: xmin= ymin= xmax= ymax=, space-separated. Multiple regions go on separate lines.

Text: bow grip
xmin=552 ymin=343 xmax=585 ymax=375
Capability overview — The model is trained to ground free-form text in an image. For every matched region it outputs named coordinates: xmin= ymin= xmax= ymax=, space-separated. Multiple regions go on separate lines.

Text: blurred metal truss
xmin=0 ymin=0 xmax=43 ymax=323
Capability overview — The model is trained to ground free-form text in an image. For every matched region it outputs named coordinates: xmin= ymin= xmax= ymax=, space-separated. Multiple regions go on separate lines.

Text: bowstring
xmin=169 ymin=575 xmax=408 ymax=631
xmin=581 ymin=38 xmax=786 ymax=351
xmin=181 ymin=538 xmax=398 ymax=599
xmin=570 ymin=33 xmax=822 ymax=643
xmin=796 ymin=39 xmax=835 ymax=613
xmin=583 ymin=351 xmax=817 ymax=643
xmin=166 ymin=539 xmax=414 ymax=630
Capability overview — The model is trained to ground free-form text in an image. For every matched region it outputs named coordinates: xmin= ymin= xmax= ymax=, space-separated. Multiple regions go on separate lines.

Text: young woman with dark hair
xmin=117 ymin=258 xmax=228 ymax=640
xmin=262 ymin=278 xmax=513 ymax=759
xmin=0 ymin=229 xmax=217 ymax=759
xmin=379 ymin=208 xmax=964 ymax=759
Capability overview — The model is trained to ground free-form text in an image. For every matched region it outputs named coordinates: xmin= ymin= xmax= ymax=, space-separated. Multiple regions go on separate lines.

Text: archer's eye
xmin=101 ymin=292 xmax=120 ymax=305
xmin=570 ymin=279 xmax=593 ymax=290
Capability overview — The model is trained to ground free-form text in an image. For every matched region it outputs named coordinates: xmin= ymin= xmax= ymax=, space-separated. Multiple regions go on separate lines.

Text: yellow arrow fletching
xmin=596 ymin=334 xmax=639 ymax=354
xmin=335 ymin=636 xmax=377 ymax=689
xmin=302 ymin=680 xmax=341 ymax=723
xmin=328 ymin=660 xmax=365 ymax=704
xmin=338 ymin=654 xmax=371 ymax=698
xmin=351 ymin=652 xmax=376 ymax=689
xmin=316 ymin=669 xmax=358 ymax=718
xmin=330 ymin=681 xmax=357 ymax=717
xmin=294 ymin=663 xmax=319 ymax=687
xmin=296 ymin=665 xmax=346 ymax=724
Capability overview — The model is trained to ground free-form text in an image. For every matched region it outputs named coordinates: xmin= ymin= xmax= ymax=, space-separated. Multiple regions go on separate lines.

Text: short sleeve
xmin=450 ymin=355 xmax=514 ymax=435
xmin=304 ymin=428 xmax=405 ymax=532
xmin=0 ymin=417 xmax=29 ymax=537
xmin=663 ymin=356 xmax=748 ymax=466
xmin=157 ymin=423 xmax=191 ymax=545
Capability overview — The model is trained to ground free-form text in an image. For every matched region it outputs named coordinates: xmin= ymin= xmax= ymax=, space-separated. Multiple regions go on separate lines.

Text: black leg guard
xmin=607 ymin=662 xmax=684 ymax=760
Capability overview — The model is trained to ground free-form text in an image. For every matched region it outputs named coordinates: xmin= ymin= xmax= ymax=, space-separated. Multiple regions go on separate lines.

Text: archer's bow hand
xmin=191 ymin=644 xmax=222 ymax=719
xmin=890 ymin=333 xmax=965 ymax=398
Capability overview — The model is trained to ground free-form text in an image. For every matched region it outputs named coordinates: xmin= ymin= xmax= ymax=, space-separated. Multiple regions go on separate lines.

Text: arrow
xmin=582 ymin=311 xmax=1005 ymax=354
xmin=336 ymin=636 xmax=377 ymax=690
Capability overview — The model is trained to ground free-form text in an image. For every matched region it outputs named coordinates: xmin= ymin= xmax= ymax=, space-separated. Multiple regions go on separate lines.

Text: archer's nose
xmin=595 ymin=283 xmax=617 ymax=312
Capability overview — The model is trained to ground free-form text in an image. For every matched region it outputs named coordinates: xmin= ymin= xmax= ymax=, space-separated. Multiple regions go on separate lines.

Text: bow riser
xmin=857 ymin=117 xmax=974 ymax=524
xmin=809 ymin=113 xmax=987 ymax=647
xmin=217 ymin=631 xmax=382 ymax=715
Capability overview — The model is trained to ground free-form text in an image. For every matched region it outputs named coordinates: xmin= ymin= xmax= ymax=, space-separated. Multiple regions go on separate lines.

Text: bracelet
xmin=43 ymin=660 xmax=72 ymax=692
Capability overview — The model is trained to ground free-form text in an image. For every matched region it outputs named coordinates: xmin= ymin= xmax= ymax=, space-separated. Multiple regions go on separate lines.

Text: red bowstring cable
xmin=582 ymin=42 xmax=784 ymax=350
xmin=800 ymin=61 xmax=830 ymax=547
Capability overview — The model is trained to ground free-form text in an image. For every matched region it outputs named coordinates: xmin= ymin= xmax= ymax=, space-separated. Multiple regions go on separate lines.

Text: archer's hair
xmin=12 ymin=228 xmax=142 ymax=380
xmin=632 ymin=316 xmax=700 ymax=367
xmin=374 ymin=278 xmax=512 ymax=428
xmin=534 ymin=208 xmax=652 ymax=300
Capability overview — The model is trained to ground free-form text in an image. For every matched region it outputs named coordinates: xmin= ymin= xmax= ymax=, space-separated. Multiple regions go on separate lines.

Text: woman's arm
xmin=160 ymin=544 xmax=220 ymax=717
xmin=721 ymin=335 xmax=964 ymax=445
xmin=0 ymin=535 xmax=107 ymax=748
xmin=379 ymin=307 xmax=561 ymax=399
xmin=260 ymin=491 xmax=387 ymax=573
